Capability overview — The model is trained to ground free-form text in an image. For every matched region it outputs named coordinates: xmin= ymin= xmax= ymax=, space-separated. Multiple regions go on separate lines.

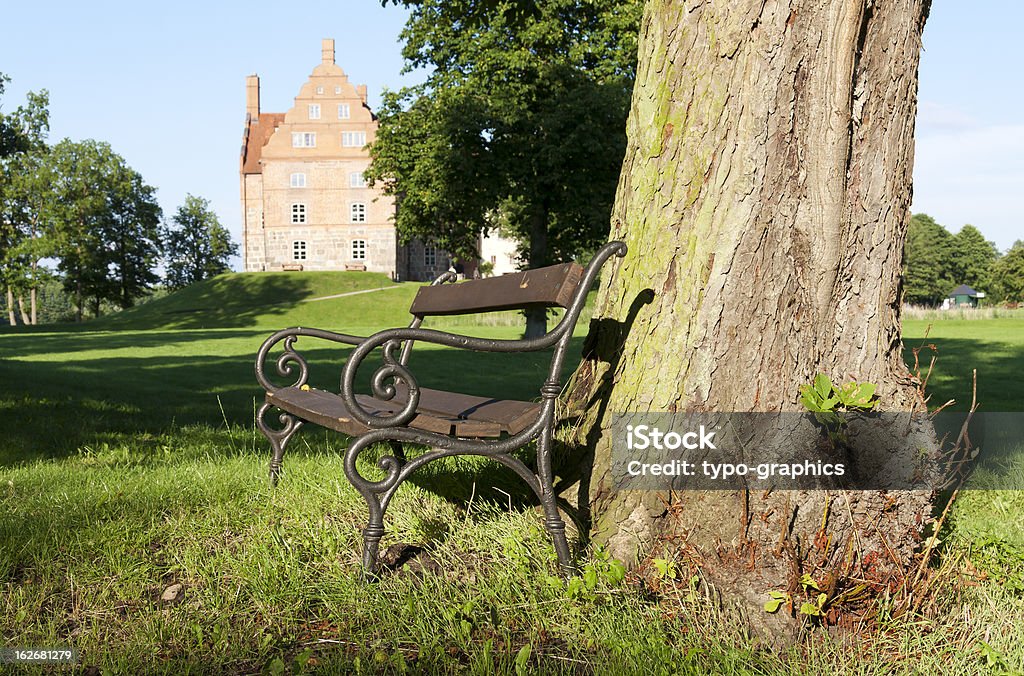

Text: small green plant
xmin=514 ymin=643 xmax=532 ymax=675
xmin=764 ymin=574 xmax=829 ymax=619
xmin=564 ymin=546 xmax=627 ymax=600
xmin=976 ymin=640 xmax=1010 ymax=671
xmin=763 ymin=590 xmax=790 ymax=614
xmin=652 ymin=557 xmax=678 ymax=581
xmin=800 ymin=373 xmax=877 ymax=425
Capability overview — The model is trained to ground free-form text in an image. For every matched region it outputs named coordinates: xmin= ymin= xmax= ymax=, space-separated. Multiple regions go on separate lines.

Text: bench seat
xmin=266 ymin=386 xmax=540 ymax=439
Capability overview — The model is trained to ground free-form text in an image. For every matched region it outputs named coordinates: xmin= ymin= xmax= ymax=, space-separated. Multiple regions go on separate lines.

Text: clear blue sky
xmin=0 ymin=1 xmax=1020 ymax=269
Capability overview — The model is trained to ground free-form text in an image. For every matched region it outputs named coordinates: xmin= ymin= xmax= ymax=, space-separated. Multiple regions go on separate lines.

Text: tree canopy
xmin=41 ymin=139 xmax=162 ymax=319
xmin=903 ymin=214 xmax=954 ymax=305
xmin=949 ymin=223 xmax=998 ymax=292
xmin=902 ymin=213 xmax=1008 ymax=305
xmin=991 ymin=240 xmax=1024 ymax=303
xmin=163 ymin=194 xmax=237 ymax=290
xmin=367 ymin=0 xmax=642 ymax=334
xmin=0 ymin=74 xmax=51 ymax=325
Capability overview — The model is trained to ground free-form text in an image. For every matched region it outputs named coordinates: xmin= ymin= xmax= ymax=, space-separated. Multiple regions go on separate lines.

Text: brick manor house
xmin=240 ymin=39 xmax=521 ymax=280
xmin=240 ymin=39 xmax=481 ymax=280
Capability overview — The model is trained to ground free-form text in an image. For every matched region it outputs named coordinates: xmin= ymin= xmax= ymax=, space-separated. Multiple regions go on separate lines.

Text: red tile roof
xmin=240 ymin=113 xmax=286 ymax=174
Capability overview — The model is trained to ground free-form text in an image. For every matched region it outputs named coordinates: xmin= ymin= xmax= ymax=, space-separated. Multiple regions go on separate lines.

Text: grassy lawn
xmin=903 ymin=318 xmax=1024 ymax=411
xmin=1 ymin=275 xmax=1022 ymax=673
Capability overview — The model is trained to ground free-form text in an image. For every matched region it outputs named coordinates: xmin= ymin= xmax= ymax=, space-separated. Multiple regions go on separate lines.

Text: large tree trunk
xmin=565 ymin=0 xmax=933 ymax=629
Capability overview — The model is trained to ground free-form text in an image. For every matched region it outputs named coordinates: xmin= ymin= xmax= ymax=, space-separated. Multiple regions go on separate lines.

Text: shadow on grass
xmin=900 ymin=336 xmax=1024 ymax=412
xmin=0 ymin=324 xmax=585 ymax=473
xmin=0 ymin=273 xmax=316 ymax=336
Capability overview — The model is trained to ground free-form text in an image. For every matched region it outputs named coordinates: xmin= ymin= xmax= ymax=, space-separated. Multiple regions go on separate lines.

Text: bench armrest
xmin=340 ymin=241 xmax=627 ymax=429
xmin=255 ymin=327 xmax=368 ymax=391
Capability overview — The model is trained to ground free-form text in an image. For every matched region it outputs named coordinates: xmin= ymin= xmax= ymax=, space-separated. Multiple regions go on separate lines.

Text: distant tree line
xmin=904 ymin=213 xmax=1024 ymax=306
xmin=0 ymin=74 xmax=237 ymax=325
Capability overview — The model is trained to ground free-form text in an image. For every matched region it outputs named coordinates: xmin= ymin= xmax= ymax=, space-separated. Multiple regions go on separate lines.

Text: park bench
xmin=254 ymin=241 xmax=627 ymax=575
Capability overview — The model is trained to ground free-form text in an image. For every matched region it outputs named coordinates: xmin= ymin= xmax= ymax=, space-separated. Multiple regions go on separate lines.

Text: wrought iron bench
xmin=254 ymin=241 xmax=627 ymax=575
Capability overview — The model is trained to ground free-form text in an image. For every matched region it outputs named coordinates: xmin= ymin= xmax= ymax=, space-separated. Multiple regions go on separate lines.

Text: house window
xmin=308 ymin=104 xmax=320 ymax=120
xmin=290 ymin=173 xmax=306 ymax=188
xmin=350 ymin=202 xmax=366 ymax=223
xmin=342 ymin=131 xmax=365 ymax=147
xmin=351 ymin=239 xmax=366 ymax=260
xmin=291 ymin=132 xmax=316 ymax=148
xmin=335 ymin=86 xmax=342 ymax=95
xmin=424 ymin=244 xmax=437 ymax=267
xmin=316 ymin=86 xmax=324 ymax=95
xmin=349 ymin=171 xmax=366 ymax=188
xmin=291 ymin=203 xmax=306 ymax=224
xmin=338 ymin=104 xmax=350 ymax=119
xmin=293 ymin=241 xmax=307 ymax=260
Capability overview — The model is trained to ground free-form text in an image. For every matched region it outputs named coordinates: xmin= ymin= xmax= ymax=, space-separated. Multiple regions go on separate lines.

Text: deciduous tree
xmin=367 ymin=0 xmax=643 ymax=336
xmin=45 ymin=139 xmax=161 ymax=319
xmin=903 ymin=213 xmax=954 ymax=305
xmin=101 ymin=161 xmax=162 ymax=309
xmin=949 ymin=223 xmax=998 ymax=293
xmin=564 ymin=0 xmax=936 ymax=630
xmin=162 ymin=195 xmax=236 ymax=290
xmin=0 ymin=75 xmax=50 ymax=325
xmin=991 ymin=241 xmax=1024 ymax=303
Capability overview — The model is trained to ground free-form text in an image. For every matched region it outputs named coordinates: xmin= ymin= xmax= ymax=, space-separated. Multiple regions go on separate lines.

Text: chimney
xmin=322 ymin=38 xmax=335 ymax=65
xmin=357 ymin=84 xmax=367 ymax=103
xmin=245 ymin=74 xmax=260 ymax=119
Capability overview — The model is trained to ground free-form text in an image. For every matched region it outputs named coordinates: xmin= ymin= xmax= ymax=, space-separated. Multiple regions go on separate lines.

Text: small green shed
xmin=947 ymin=284 xmax=981 ymax=308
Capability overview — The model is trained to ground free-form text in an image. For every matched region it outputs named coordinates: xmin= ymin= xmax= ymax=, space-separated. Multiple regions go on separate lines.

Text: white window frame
xmin=349 ymin=171 xmax=366 ymax=188
xmin=350 ymin=202 xmax=367 ymax=223
xmin=308 ymin=104 xmax=321 ymax=120
xmin=290 ymin=173 xmax=306 ymax=188
xmin=342 ymin=131 xmax=365 ymax=147
xmin=291 ymin=132 xmax=316 ymax=148
xmin=316 ymin=86 xmax=324 ymax=95
xmin=293 ymin=240 xmax=307 ymax=261
xmin=424 ymin=244 xmax=437 ymax=267
xmin=351 ymin=239 xmax=367 ymax=261
xmin=291 ymin=203 xmax=307 ymax=224
xmin=338 ymin=103 xmax=350 ymax=119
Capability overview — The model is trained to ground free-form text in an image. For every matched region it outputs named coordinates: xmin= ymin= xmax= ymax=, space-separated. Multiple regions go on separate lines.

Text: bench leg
xmin=536 ymin=425 xmax=575 ymax=575
xmin=356 ymin=442 xmax=406 ymax=578
xmin=257 ymin=402 xmax=304 ymax=487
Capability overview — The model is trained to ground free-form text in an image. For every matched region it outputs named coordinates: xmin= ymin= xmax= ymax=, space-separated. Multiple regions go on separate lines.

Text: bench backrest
xmin=408 ymin=263 xmax=585 ymax=317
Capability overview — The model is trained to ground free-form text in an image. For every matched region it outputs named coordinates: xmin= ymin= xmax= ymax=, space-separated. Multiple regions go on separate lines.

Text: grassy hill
xmin=96 ymin=271 xmax=412 ymax=331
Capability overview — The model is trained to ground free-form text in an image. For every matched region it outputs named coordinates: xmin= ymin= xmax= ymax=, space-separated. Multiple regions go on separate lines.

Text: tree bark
xmin=5 ymin=286 xmax=16 ymax=327
xmin=75 ymin=273 xmax=83 ymax=323
xmin=17 ymin=295 xmax=30 ymax=325
xmin=525 ymin=205 xmax=551 ymax=339
xmin=565 ymin=0 xmax=933 ymax=629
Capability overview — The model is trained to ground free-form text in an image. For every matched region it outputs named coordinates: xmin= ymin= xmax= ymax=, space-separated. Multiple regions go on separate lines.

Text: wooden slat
xmin=266 ymin=386 xmax=541 ymax=439
xmin=408 ymin=263 xmax=584 ymax=317
xmin=402 ymin=388 xmax=541 ymax=436
xmin=266 ymin=387 xmax=505 ymax=438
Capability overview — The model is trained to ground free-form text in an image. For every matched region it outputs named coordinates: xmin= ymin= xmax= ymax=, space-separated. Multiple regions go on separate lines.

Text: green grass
xmin=1 ymin=273 xmax=1023 ymax=673
xmin=903 ymin=318 xmax=1024 ymax=411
